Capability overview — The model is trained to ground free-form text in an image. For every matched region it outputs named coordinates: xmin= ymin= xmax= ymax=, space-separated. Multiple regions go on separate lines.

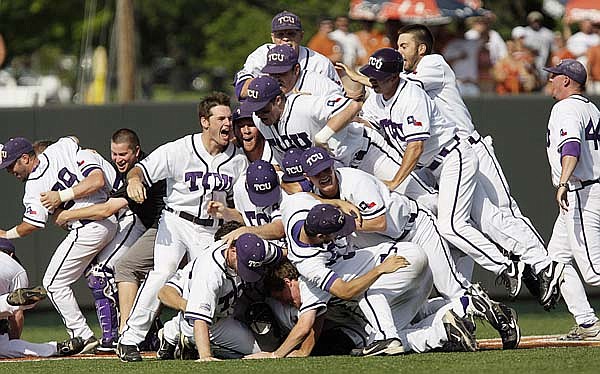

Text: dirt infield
xmin=1 ymin=336 xmax=599 ymax=362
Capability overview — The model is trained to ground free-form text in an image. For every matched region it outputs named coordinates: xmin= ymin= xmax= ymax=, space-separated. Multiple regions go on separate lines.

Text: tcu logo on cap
xmin=247 ymin=89 xmax=259 ymax=99
xmin=1 ymin=150 xmax=6 ymax=160
xmin=305 ymin=153 xmax=323 ymax=166
xmin=268 ymin=53 xmax=285 ymax=62
xmin=369 ymin=56 xmax=383 ymax=70
xmin=247 ymin=259 xmax=263 ymax=268
xmin=285 ymin=165 xmax=302 ymax=175
xmin=254 ymin=182 xmax=272 ymax=191
xmin=277 ymin=15 xmax=296 ymax=24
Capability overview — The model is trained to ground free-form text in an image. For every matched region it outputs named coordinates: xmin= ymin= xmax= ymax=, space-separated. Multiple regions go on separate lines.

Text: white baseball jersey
xmin=137 ymin=134 xmax=247 ymax=225
xmin=232 ymin=175 xmax=282 ymax=226
xmin=401 ymin=54 xmax=475 ymax=139
xmin=319 ymin=167 xmax=416 ymax=239
xmin=235 ymin=44 xmax=340 ymax=87
xmin=361 ymin=79 xmax=458 ymax=168
xmin=260 ymin=141 xmax=276 ymax=164
xmin=546 ymin=94 xmax=600 ymax=187
xmin=291 ymin=69 xmax=344 ymax=97
xmin=184 ymin=241 xmax=243 ymax=325
xmin=23 ymin=137 xmax=111 ymax=229
xmin=0 ymin=252 xmax=28 ymax=300
xmin=254 ymin=93 xmax=365 ymax=165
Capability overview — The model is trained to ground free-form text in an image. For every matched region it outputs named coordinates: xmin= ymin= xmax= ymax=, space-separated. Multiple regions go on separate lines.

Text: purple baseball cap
xmin=359 ymin=48 xmax=403 ymax=81
xmin=246 ymin=160 xmax=281 ymax=207
xmin=262 ymin=44 xmax=299 ymax=74
xmin=0 ymin=137 xmax=33 ymax=169
xmin=281 ymin=148 xmax=306 ymax=182
xmin=0 ymin=238 xmax=15 ymax=254
xmin=240 ymin=76 xmax=282 ymax=113
xmin=233 ymin=105 xmax=253 ymax=124
xmin=305 ymin=204 xmax=356 ymax=237
xmin=543 ymin=59 xmax=587 ymax=85
xmin=271 ymin=11 xmax=302 ymax=32
xmin=300 ymin=147 xmax=334 ymax=176
xmin=236 ymin=233 xmax=268 ymax=283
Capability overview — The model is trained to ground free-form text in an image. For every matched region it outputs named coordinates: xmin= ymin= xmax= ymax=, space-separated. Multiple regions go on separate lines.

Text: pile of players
xmin=0 ymin=10 xmax=597 ymax=362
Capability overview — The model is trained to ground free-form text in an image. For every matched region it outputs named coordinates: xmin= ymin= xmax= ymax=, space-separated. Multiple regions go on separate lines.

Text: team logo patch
xmin=359 ymin=201 xmax=377 ymax=210
xmin=77 ymin=160 xmax=85 ymax=166
xmin=26 ymin=206 xmax=37 ymax=215
xmin=560 ymin=129 xmax=567 ymax=137
xmin=326 ymin=97 xmax=342 ymax=107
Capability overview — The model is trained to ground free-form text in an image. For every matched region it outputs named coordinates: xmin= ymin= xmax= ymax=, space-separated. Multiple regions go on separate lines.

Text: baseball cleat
xmin=56 ymin=337 xmax=85 ymax=356
xmin=174 ymin=335 xmax=198 ymax=360
xmin=117 ymin=343 xmax=142 ymax=362
xmin=442 ymin=310 xmax=478 ymax=352
xmin=350 ymin=338 xmax=404 ymax=357
xmin=156 ymin=328 xmax=175 ymax=360
xmin=79 ymin=336 xmax=100 ymax=354
xmin=6 ymin=286 xmax=47 ymax=306
xmin=538 ymin=261 xmax=565 ymax=309
xmin=496 ymin=260 xmax=525 ymax=300
xmin=466 ymin=284 xmax=505 ymax=331
xmin=521 ymin=264 xmax=541 ymax=298
xmin=559 ymin=321 xmax=600 ymax=341
xmin=497 ymin=303 xmax=520 ymax=349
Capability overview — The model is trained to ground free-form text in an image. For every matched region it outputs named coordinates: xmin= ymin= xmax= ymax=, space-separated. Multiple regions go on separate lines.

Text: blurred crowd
xmin=307 ymin=12 xmax=600 ymax=97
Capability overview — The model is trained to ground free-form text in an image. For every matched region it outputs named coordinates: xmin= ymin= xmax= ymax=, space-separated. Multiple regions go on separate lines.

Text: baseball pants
xmin=42 ymin=218 xmax=117 ymax=339
xmin=548 ymin=183 xmax=600 ymax=325
xmin=119 ymin=210 xmax=215 ymax=346
xmin=432 ymin=140 xmax=512 ymax=275
xmin=0 ymin=333 xmax=58 ymax=358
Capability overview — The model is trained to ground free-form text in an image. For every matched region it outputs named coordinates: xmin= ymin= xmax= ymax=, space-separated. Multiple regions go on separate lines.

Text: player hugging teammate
xmin=1 ymin=12 xmax=598 ymax=362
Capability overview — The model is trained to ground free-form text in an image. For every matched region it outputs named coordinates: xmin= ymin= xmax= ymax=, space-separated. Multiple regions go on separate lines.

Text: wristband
xmin=314 ymin=126 xmax=336 ymax=144
xmin=6 ymin=227 xmax=20 ymax=239
xmin=557 ymin=182 xmax=569 ymax=190
xmin=58 ymin=188 xmax=75 ymax=202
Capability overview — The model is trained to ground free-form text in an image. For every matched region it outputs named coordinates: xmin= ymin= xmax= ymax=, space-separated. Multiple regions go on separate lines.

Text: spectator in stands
xmin=586 ymin=29 xmax=600 ymax=95
xmin=493 ymin=29 xmax=538 ymax=95
xmin=465 ymin=15 xmax=507 ymax=65
xmin=355 ymin=20 xmax=391 ymax=60
xmin=329 ymin=16 xmax=367 ymax=69
xmin=566 ymin=19 xmax=600 ymax=65
xmin=307 ymin=18 xmax=343 ymax=64
xmin=544 ymin=31 xmax=576 ymax=95
xmin=519 ymin=11 xmax=554 ymax=80
xmin=443 ymin=24 xmax=481 ymax=96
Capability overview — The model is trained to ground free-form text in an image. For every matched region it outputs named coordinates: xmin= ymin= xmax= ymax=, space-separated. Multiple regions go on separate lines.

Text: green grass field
xmin=4 ymin=298 xmax=600 ymax=373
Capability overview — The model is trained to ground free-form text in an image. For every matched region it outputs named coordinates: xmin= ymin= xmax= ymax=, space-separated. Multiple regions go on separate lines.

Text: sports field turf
xmin=3 ymin=298 xmax=600 ymax=373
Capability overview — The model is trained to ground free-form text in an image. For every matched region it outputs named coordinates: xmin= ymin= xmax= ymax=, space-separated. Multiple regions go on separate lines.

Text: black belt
xmin=582 ymin=178 xmax=600 ymax=188
xmin=427 ymin=136 xmax=460 ymax=171
xmin=165 ymin=206 xmax=223 ymax=227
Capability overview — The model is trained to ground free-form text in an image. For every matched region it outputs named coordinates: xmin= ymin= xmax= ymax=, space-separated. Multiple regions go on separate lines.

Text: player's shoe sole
xmin=57 ymin=337 xmax=85 ymax=356
xmin=443 ymin=310 xmax=478 ymax=352
xmin=6 ymin=286 xmax=47 ymax=306
xmin=350 ymin=338 xmax=404 ymax=357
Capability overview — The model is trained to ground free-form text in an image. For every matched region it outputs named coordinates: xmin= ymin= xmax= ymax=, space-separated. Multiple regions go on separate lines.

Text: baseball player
xmin=395 ymin=24 xmax=565 ymax=305
xmin=280 ymin=148 xmax=314 ymax=194
xmin=543 ymin=59 xmax=600 ymax=339
xmin=117 ymin=92 xmax=248 ymax=361
xmin=53 ymin=129 xmax=166 ymax=350
xmin=233 ymin=107 xmax=274 ymax=164
xmin=256 ymin=259 xmax=483 ymax=358
xmin=0 ymin=238 xmax=84 ymax=358
xmin=301 ymin=147 xmax=520 ymax=349
xmin=240 ymin=75 xmax=439 ymax=213
xmin=158 ymin=226 xmax=282 ymax=361
xmin=234 ymin=10 xmax=340 ymax=100
xmin=262 ymin=44 xmax=343 ymax=97
xmin=359 ymin=48 xmax=527 ymax=298
xmin=0 ymin=136 xmax=117 ymax=353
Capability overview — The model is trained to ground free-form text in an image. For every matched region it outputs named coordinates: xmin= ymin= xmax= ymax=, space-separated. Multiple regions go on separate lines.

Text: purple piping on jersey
xmin=291 ymin=220 xmax=312 ymax=248
xmin=234 ymin=79 xmax=247 ymax=100
xmin=323 ymin=273 xmax=339 ymax=292
xmin=561 ymin=141 xmax=581 ymax=158
xmin=82 ymin=165 xmax=101 ymax=177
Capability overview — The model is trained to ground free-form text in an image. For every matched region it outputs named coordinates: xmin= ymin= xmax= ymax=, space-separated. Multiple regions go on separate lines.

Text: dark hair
xmin=198 ymin=92 xmax=230 ymax=122
xmin=214 ymin=221 xmax=244 ymax=241
xmin=263 ymin=259 xmax=299 ymax=293
xmin=32 ymin=139 xmax=54 ymax=155
xmin=111 ymin=128 xmax=140 ymax=150
xmin=398 ymin=24 xmax=434 ymax=55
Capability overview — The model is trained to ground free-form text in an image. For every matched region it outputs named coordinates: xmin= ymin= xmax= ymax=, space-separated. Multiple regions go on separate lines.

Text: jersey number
xmin=51 ymin=168 xmax=79 ymax=209
xmin=585 ymin=118 xmax=600 ymax=150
